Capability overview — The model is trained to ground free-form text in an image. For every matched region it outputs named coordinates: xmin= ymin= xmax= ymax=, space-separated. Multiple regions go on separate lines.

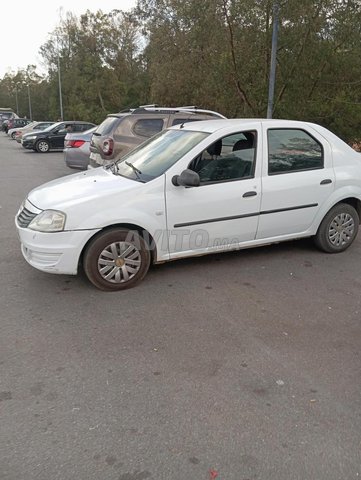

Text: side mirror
xmin=172 ymin=169 xmax=200 ymax=187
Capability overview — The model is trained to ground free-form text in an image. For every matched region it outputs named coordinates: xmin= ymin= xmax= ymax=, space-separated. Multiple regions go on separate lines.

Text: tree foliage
xmin=0 ymin=1 xmax=360 ymax=141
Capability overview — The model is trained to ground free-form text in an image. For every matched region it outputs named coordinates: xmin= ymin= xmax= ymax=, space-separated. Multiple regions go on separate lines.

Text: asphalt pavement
xmin=0 ymin=134 xmax=360 ymax=480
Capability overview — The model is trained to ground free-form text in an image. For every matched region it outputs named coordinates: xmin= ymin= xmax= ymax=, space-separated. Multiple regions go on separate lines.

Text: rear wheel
xmin=314 ymin=203 xmax=359 ymax=253
xmin=35 ymin=140 xmax=50 ymax=153
xmin=83 ymin=228 xmax=151 ymax=291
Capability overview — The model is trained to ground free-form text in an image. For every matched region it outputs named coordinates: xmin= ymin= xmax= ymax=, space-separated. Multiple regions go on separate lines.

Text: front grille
xmin=17 ymin=207 xmax=37 ymax=228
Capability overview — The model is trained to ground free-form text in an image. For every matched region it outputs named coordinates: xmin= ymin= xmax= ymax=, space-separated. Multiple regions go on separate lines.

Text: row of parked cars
xmin=5 ymin=105 xmax=226 ymax=170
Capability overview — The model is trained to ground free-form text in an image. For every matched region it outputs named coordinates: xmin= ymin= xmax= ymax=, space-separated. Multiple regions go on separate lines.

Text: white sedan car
xmin=15 ymin=119 xmax=361 ymax=290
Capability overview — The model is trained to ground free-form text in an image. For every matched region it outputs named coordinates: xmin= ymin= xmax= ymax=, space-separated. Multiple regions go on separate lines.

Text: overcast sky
xmin=1 ymin=0 xmax=136 ymax=78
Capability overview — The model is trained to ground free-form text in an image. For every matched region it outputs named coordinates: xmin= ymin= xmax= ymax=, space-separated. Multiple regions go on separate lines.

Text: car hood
xmin=27 ymin=167 xmax=140 ymax=211
xmin=23 ymin=131 xmax=45 ymax=138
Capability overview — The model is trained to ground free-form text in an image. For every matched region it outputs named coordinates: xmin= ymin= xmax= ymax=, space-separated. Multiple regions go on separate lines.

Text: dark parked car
xmin=64 ymin=126 xmax=97 ymax=169
xmin=4 ymin=117 xmax=31 ymax=133
xmin=89 ymin=105 xmax=226 ymax=168
xmin=22 ymin=121 xmax=96 ymax=152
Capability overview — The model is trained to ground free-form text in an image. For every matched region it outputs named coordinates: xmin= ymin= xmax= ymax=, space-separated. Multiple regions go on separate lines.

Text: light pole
xmin=15 ymin=84 xmax=19 ymax=116
xmin=27 ymin=84 xmax=33 ymax=121
xmin=267 ymin=1 xmax=279 ymax=119
xmin=57 ymin=54 xmax=64 ymax=120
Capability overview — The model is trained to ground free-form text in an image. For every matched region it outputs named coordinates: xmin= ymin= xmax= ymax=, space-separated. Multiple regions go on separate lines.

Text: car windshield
xmin=114 ymin=129 xmax=209 ymax=182
xmin=43 ymin=122 xmax=63 ymax=132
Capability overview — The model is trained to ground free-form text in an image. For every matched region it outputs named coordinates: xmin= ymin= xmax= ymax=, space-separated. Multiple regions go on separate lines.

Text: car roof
xmin=106 ymin=106 xmax=225 ymax=120
xmin=62 ymin=120 xmax=94 ymax=124
xmin=176 ymin=118 xmax=357 ymax=154
xmin=175 ymin=118 xmax=325 ymax=133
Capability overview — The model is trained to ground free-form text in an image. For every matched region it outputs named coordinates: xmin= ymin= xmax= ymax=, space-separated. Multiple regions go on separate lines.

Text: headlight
xmin=28 ymin=210 xmax=66 ymax=232
xmin=25 ymin=135 xmax=37 ymax=140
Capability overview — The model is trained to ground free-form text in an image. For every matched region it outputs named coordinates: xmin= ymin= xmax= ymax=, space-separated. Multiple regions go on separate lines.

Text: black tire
xmin=83 ymin=228 xmax=151 ymax=291
xmin=11 ymin=132 xmax=16 ymax=139
xmin=35 ymin=139 xmax=50 ymax=153
xmin=314 ymin=203 xmax=359 ymax=253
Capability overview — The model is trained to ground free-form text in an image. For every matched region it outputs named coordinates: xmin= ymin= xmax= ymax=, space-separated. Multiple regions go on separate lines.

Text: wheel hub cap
xmin=328 ymin=213 xmax=355 ymax=247
xmin=97 ymin=241 xmax=141 ymax=284
xmin=115 ymin=258 xmax=125 ymax=267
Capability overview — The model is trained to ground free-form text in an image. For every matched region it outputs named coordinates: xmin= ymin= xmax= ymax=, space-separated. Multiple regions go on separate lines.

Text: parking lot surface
xmin=0 ymin=134 xmax=360 ymax=480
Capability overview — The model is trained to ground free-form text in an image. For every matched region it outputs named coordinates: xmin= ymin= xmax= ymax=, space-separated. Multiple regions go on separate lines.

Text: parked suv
xmin=22 ymin=121 xmax=95 ymax=152
xmin=89 ymin=106 xmax=226 ymax=168
xmin=0 ymin=109 xmax=16 ymax=129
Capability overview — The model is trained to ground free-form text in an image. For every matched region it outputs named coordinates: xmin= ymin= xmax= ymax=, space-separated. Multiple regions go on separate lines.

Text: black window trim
xmin=187 ymin=130 xmax=258 ymax=187
xmin=267 ymin=127 xmax=324 ymax=176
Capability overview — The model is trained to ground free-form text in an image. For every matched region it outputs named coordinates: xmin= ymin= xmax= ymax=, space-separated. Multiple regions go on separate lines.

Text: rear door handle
xmin=320 ymin=179 xmax=332 ymax=185
xmin=243 ymin=191 xmax=257 ymax=198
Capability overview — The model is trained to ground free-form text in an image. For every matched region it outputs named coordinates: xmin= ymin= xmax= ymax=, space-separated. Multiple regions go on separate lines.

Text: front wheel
xmin=11 ymin=132 xmax=16 ymax=139
xmin=83 ymin=229 xmax=151 ymax=291
xmin=314 ymin=203 xmax=359 ymax=253
xmin=35 ymin=140 xmax=50 ymax=153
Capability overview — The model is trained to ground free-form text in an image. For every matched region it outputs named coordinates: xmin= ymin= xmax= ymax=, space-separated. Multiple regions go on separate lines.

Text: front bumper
xmin=17 ymin=227 xmax=100 ymax=274
xmin=15 ymin=203 xmax=100 ymax=274
xmin=89 ymin=151 xmax=104 ymax=168
xmin=22 ymin=138 xmax=36 ymax=149
xmin=17 ymin=227 xmax=100 ymax=275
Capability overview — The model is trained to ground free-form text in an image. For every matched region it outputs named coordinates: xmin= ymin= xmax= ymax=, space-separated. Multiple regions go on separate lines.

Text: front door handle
xmin=320 ymin=179 xmax=332 ymax=185
xmin=243 ymin=191 xmax=257 ymax=198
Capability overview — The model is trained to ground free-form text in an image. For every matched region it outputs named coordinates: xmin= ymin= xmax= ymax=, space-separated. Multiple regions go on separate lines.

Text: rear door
xmin=256 ymin=125 xmax=335 ymax=239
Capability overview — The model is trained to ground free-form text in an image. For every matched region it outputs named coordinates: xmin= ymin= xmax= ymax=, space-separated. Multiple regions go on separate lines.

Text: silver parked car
xmin=64 ymin=126 xmax=98 ymax=170
xmin=10 ymin=121 xmax=55 ymax=141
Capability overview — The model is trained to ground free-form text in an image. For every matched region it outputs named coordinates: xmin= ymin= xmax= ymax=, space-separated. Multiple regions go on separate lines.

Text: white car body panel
xmin=15 ymin=119 xmax=361 ymax=277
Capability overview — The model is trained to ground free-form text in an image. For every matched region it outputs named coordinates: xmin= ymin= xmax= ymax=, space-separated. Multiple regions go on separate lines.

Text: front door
xmin=50 ymin=123 xmax=71 ymax=148
xmin=165 ymin=130 xmax=262 ymax=257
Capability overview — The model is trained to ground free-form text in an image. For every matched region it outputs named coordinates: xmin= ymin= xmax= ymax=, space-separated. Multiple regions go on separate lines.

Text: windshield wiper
xmin=104 ymin=162 xmax=117 ymax=174
xmin=125 ymin=161 xmax=142 ymax=179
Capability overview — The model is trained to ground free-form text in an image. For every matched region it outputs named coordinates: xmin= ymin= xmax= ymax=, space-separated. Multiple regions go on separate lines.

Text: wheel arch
xmin=334 ymin=197 xmax=361 ymax=220
xmin=79 ymin=223 xmax=158 ymax=267
xmin=312 ymin=191 xmax=361 ymax=235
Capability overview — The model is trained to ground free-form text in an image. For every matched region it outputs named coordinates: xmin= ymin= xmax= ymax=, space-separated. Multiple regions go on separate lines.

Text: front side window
xmin=189 ymin=131 xmax=256 ymax=184
xmin=268 ymin=129 xmax=323 ymax=174
xmin=133 ymin=118 xmax=164 ymax=137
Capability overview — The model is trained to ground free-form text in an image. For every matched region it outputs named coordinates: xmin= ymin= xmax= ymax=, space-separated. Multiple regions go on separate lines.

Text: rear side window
xmin=95 ymin=117 xmax=119 ymax=135
xmin=268 ymin=129 xmax=323 ymax=174
xmin=133 ymin=118 xmax=164 ymax=137
xmin=75 ymin=124 xmax=93 ymax=132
